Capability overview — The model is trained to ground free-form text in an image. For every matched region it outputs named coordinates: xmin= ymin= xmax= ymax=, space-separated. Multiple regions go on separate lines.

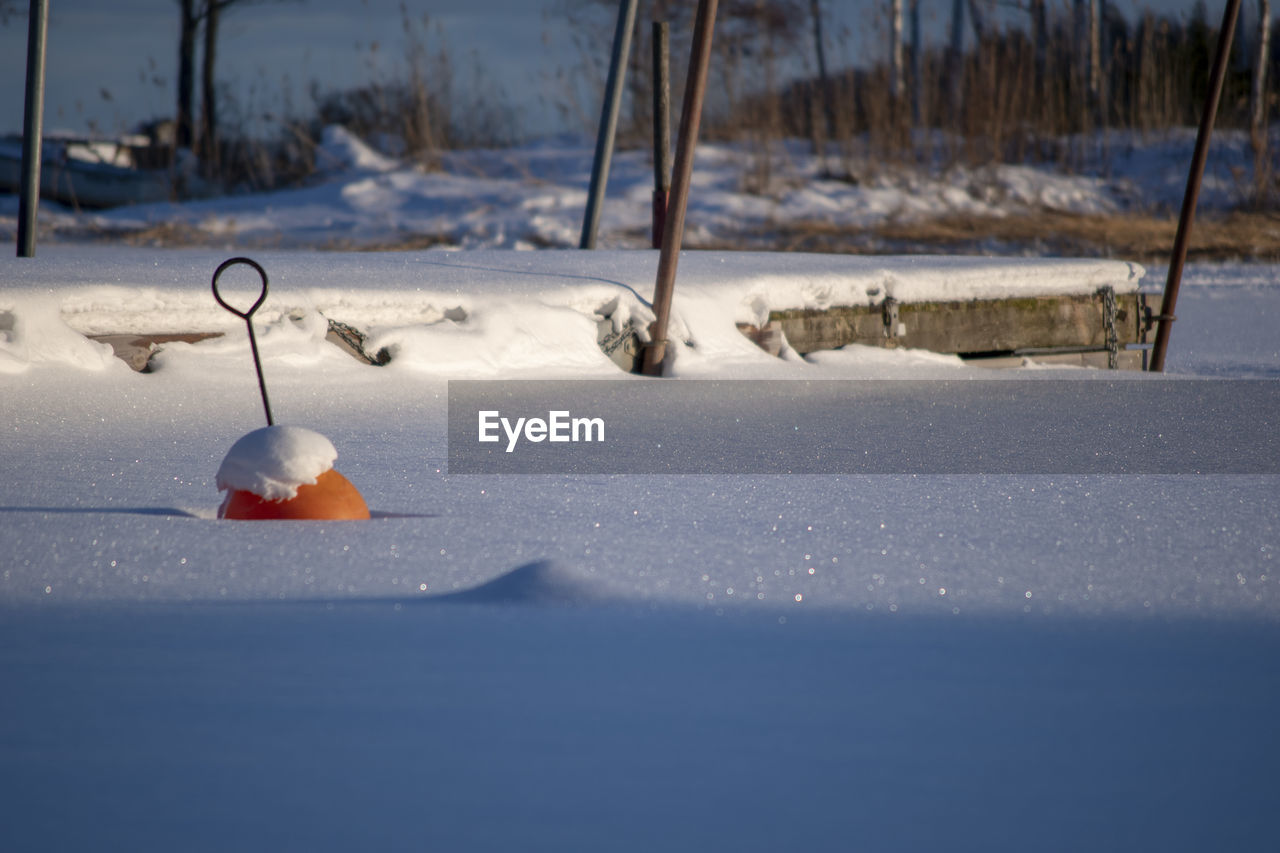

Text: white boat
xmin=0 ymin=133 xmax=176 ymax=209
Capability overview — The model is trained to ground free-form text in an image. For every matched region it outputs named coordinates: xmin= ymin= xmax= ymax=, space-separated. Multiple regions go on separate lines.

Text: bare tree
xmin=809 ymin=0 xmax=834 ymax=142
xmin=0 ymin=0 xmax=22 ymax=25
xmin=1030 ymin=0 xmax=1047 ymax=114
xmin=890 ymin=0 xmax=904 ymax=104
xmin=201 ymin=0 xmax=225 ymax=175
xmin=176 ymin=0 xmax=198 ymax=151
xmin=1072 ymin=0 xmax=1086 ymax=124
xmin=909 ymin=0 xmax=922 ymax=126
xmin=1253 ymin=0 xmax=1272 ymax=197
xmin=943 ymin=0 xmax=987 ymax=122
xmin=965 ymin=0 xmax=987 ymax=41
xmin=1068 ymin=0 xmax=1104 ymax=129
xmin=946 ymin=0 xmax=965 ymax=120
xmin=1088 ymin=0 xmax=1102 ymax=124
xmin=172 ymin=0 xmax=296 ymax=177
xmin=1253 ymin=0 xmax=1272 ymax=143
xmin=561 ymin=0 xmax=806 ymax=133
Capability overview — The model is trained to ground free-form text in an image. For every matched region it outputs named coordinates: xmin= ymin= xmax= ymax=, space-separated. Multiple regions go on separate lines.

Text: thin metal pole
xmin=641 ymin=0 xmax=718 ymax=376
xmin=651 ymin=20 xmax=671 ymax=249
xmin=1149 ymin=0 xmax=1243 ymax=372
xmin=580 ymin=0 xmax=639 ymax=250
xmin=17 ymin=0 xmax=51 ymax=258
xmin=212 ymin=257 xmax=275 ymax=427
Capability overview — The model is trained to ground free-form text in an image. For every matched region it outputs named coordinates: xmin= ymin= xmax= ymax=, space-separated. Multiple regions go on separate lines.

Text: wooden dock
xmin=736 ymin=288 xmax=1151 ymax=370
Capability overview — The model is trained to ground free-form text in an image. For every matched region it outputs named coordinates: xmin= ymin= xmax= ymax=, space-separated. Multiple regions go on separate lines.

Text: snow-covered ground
xmin=2 ymin=125 xmax=1268 ymax=251
xmin=1 ymin=134 xmax=1278 ymax=850
xmin=2 ymin=246 xmax=1278 ymax=850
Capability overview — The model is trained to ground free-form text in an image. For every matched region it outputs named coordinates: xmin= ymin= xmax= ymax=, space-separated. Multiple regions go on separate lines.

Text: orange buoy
xmin=216 ymin=425 xmax=370 ymax=521
xmin=220 ymin=468 xmax=370 ymax=520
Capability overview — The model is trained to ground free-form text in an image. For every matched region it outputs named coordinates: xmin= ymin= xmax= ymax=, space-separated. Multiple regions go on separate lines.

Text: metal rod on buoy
xmin=212 ymin=257 xmax=275 ymax=426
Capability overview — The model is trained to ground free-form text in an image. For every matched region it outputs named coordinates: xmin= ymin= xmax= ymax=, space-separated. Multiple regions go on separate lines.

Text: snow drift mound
xmin=314 ymin=125 xmax=399 ymax=175
xmin=440 ymin=560 xmax=627 ymax=605
xmin=0 ymin=299 xmax=121 ymax=373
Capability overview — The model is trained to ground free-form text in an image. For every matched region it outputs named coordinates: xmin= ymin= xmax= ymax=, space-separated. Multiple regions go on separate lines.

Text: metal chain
xmin=882 ymin=296 xmax=900 ymax=339
xmin=1099 ymin=285 xmax=1119 ymax=370
xmin=326 ymin=317 xmax=389 ymax=366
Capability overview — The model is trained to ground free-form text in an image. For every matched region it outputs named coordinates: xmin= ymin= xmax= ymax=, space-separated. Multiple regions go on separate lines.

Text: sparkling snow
xmin=2 ymin=141 xmax=1278 ymax=850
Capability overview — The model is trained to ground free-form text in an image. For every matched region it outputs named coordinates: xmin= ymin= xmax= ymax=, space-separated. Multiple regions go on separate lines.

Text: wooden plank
xmin=768 ymin=292 xmax=1147 ymax=357
xmin=89 ymin=332 xmax=222 ymax=372
xmin=91 ymin=316 xmax=395 ymax=371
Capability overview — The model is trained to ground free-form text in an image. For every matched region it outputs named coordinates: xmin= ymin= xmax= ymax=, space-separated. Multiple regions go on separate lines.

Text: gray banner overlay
xmin=447 ymin=380 xmax=1279 ymax=474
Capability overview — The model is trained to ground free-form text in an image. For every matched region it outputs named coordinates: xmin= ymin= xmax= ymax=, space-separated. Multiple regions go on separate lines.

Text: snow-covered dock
xmin=2 ymin=247 xmax=1144 ymax=374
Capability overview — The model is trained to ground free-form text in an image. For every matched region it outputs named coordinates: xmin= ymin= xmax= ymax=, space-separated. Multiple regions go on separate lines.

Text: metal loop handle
xmin=211 ymin=256 xmax=274 ymax=426
xmin=212 ymin=256 xmax=269 ymax=319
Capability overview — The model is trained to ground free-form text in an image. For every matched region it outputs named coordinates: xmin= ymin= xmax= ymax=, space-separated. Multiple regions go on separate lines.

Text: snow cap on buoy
xmin=216 ymin=425 xmax=369 ymax=520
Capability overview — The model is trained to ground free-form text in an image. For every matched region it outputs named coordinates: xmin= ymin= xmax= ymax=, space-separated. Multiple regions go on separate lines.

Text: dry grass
xmin=68 ymin=206 xmax=1280 ymax=261
xmin=114 ymin=222 xmax=239 ymax=249
xmin=82 ymin=223 xmax=452 ymax=252
xmin=757 ymin=211 xmax=1280 ymax=262
xmin=329 ymin=234 xmax=451 ymax=252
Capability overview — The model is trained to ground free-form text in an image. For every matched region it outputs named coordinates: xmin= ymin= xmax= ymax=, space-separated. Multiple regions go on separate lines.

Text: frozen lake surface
xmin=1 ymin=249 xmax=1277 ymax=850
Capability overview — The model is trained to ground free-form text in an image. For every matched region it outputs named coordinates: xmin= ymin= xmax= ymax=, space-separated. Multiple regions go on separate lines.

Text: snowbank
xmin=1 ymin=247 xmax=1142 ymax=376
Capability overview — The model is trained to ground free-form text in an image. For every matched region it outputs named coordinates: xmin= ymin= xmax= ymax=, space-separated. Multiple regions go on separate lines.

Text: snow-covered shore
xmin=1 ymin=126 xmax=1267 ymax=252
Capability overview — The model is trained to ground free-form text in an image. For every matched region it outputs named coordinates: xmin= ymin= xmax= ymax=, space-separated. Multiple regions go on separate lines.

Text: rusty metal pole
xmin=17 ymin=0 xmax=51 ymax=258
xmin=580 ymin=0 xmax=639 ymax=250
xmin=1149 ymin=0 xmax=1243 ymax=372
xmin=651 ymin=20 xmax=671 ymax=250
xmin=641 ymin=0 xmax=718 ymax=376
